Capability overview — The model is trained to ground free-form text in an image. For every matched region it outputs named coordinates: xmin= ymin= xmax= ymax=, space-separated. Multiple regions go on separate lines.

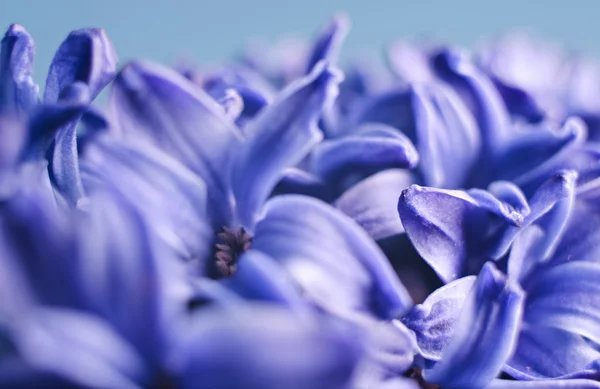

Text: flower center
xmin=214 ymin=226 xmax=252 ymax=277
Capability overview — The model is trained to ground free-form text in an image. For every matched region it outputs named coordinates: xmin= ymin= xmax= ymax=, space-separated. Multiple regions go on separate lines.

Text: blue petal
xmin=411 ymin=82 xmax=480 ymax=188
xmin=273 ymin=167 xmax=335 ymax=202
xmin=48 ymin=82 xmax=90 ymax=206
xmin=398 ymin=184 xmax=525 ymax=282
xmin=111 ymin=60 xmax=243 ymax=225
xmin=0 ymin=186 xmax=81 ymax=308
xmin=494 ymin=118 xmax=586 ymax=187
xmin=76 ymin=188 xmax=193 ymax=363
xmin=432 ymin=49 xmax=512 ymax=157
xmin=0 ymin=115 xmax=27 ymax=170
xmin=335 ymin=169 xmax=414 ymax=240
xmin=424 ymin=263 xmax=525 ymax=389
xmin=9 ymin=308 xmax=145 ymax=389
xmin=310 ymin=123 xmax=418 ymax=185
xmin=44 ymin=28 xmax=117 ymax=103
xmin=402 ymin=275 xmax=476 ymax=360
xmin=253 ymin=195 xmax=412 ymax=320
xmin=173 ymin=305 xmax=361 ymax=389
xmin=231 ymin=63 xmax=343 ymax=228
xmin=488 ymin=379 xmax=600 ymax=389
xmin=81 ymin=139 xmax=212 ymax=268
xmin=491 ymin=170 xmax=577 ymax=260
xmin=305 ymin=14 xmax=350 ymax=73
xmin=223 ymin=249 xmax=311 ymax=313
xmin=0 ymin=24 xmax=38 ymax=114
xmin=505 ymin=326 xmax=600 ymax=380
xmin=524 ymin=261 xmax=600 ymax=345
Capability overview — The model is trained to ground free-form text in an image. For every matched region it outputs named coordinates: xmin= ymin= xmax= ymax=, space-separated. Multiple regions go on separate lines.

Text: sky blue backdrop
xmin=2 ymin=0 xmax=600 ymax=84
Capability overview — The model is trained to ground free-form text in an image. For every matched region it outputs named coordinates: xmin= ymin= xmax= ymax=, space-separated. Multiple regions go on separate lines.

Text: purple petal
xmin=273 ymin=167 xmax=335 ymax=201
xmin=111 ymin=60 xmax=243 ymax=225
xmin=223 ymin=249 xmax=311 ymax=313
xmin=349 ymin=88 xmax=414 ymax=138
xmin=398 ymin=184 xmax=525 ymax=282
xmin=10 ymin=308 xmax=145 ymax=389
xmin=524 ymin=261 xmax=600 ymax=345
xmin=505 ymin=326 xmax=600 ymax=380
xmin=489 ymin=378 xmax=600 ymax=389
xmin=305 ymin=14 xmax=350 ymax=73
xmin=402 ymin=275 xmax=476 ymax=360
xmin=231 ymin=63 xmax=342 ymax=228
xmin=172 ymin=305 xmax=360 ymax=389
xmin=82 ymin=139 xmax=212 ymax=270
xmin=253 ymin=195 xmax=412 ymax=320
xmin=335 ymin=169 xmax=414 ymax=240
xmin=411 ymin=82 xmax=480 ymax=188
xmin=424 ymin=263 xmax=524 ymax=389
xmin=0 ymin=24 xmax=39 ymax=114
xmin=386 ymin=41 xmax=436 ymax=83
xmin=310 ymin=123 xmax=418 ymax=184
xmin=44 ymin=28 xmax=117 ymax=103
xmin=433 ymin=49 xmax=512 ymax=157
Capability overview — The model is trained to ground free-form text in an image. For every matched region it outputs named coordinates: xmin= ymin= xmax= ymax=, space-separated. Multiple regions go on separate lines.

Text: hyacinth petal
xmin=424 ymin=263 xmax=524 ymax=389
xmin=311 ymin=124 xmax=418 ymax=183
xmin=9 ymin=308 xmax=145 ymax=389
xmin=507 ymin=225 xmax=547 ymax=283
xmin=253 ymin=195 xmax=412 ymax=320
xmin=411 ymin=82 xmax=480 ymax=188
xmin=491 ymin=170 xmax=577 ymax=259
xmin=44 ymin=28 xmax=118 ymax=103
xmin=488 ymin=379 xmax=600 ymax=389
xmin=174 ymin=305 xmax=360 ymax=389
xmin=48 ymin=82 xmax=91 ymax=206
xmin=505 ymin=326 xmax=600 ymax=380
xmin=273 ymin=167 xmax=335 ymax=201
xmin=335 ymin=169 xmax=414 ymax=240
xmin=223 ymin=250 xmax=311 ymax=313
xmin=496 ymin=118 xmax=586 ymax=185
xmin=0 ymin=187 xmax=81 ymax=307
xmin=524 ymin=261 xmax=600 ymax=345
xmin=111 ymin=60 xmax=243 ymax=225
xmin=350 ymin=88 xmax=415 ymax=139
xmin=433 ymin=49 xmax=512 ymax=156
xmin=402 ymin=275 xmax=476 ymax=360
xmin=398 ymin=184 xmax=524 ymax=282
xmin=82 ymin=140 xmax=212 ymax=270
xmin=0 ymin=24 xmax=38 ymax=114
xmin=305 ymin=14 xmax=350 ymax=73
xmin=232 ymin=63 xmax=342 ymax=228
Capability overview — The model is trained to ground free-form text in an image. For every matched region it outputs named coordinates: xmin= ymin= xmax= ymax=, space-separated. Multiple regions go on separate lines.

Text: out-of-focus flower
xmin=0 ymin=24 xmax=117 ymax=206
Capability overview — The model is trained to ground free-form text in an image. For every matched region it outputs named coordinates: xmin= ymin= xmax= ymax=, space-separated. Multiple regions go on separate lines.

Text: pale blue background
xmin=2 ymin=0 xmax=600 ymax=83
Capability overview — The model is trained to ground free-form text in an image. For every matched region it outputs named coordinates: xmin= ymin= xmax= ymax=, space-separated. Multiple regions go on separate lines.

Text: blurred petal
xmin=0 ymin=24 xmax=38 ymax=114
xmin=412 ymin=82 xmax=480 ymax=188
xmin=335 ymin=169 xmax=414 ymax=240
xmin=424 ymin=263 xmax=524 ymax=389
xmin=524 ymin=261 xmax=600 ymax=345
xmin=433 ymin=49 xmax=512 ymax=156
xmin=273 ymin=167 xmax=335 ymax=201
xmin=350 ymin=88 xmax=415 ymax=139
xmin=305 ymin=14 xmax=350 ymax=73
xmin=10 ymin=308 xmax=145 ymax=389
xmin=223 ymin=250 xmax=311 ymax=313
xmin=82 ymin=139 xmax=212 ymax=265
xmin=311 ymin=123 xmax=418 ymax=184
xmin=505 ymin=326 xmax=600 ymax=380
xmin=254 ymin=195 xmax=412 ymax=320
xmin=111 ymin=60 xmax=242 ymax=225
xmin=172 ymin=305 xmax=361 ymax=389
xmin=44 ymin=28 xmax=117 ymax=103
xmin=231 ymin=63 xmax=342 ymax=227
xmin=402 ymin=276 xmax=476 ymax=360
xmin=489 ymin=379 xmax=600 ymax=389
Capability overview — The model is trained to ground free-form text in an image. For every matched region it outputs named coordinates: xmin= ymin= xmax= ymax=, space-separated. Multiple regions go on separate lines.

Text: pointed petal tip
xmin=5 ymin=24 xmax=29 ymax=36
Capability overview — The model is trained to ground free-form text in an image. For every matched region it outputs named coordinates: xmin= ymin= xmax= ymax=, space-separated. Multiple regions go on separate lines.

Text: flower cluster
xmin=2 ymin=14 xmax=600 ymax=389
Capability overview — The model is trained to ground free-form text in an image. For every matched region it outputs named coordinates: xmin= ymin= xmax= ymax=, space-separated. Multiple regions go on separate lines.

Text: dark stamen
xmin=214 ymin=226 xmax=252 ymax=277
xmin=405 ymin=368 xmax=441 ymax=389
